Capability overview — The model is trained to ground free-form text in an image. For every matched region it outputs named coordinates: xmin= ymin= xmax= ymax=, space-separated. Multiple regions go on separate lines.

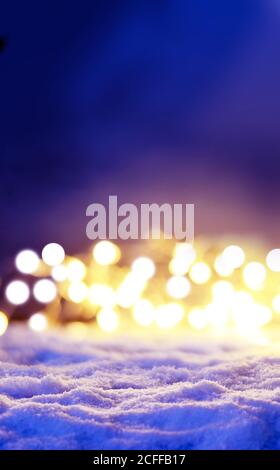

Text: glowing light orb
xmin=174 ymin=243 xmax=196 ymax=262
xmin=133 ymin=299 xmax=155 ymax=326
xmin=166 ymin=276 xmax=191 ymax=299
xmin=131 ymin=257 xmax=155 ymax=280
xmin=188 ymin=307 xmax=209 ymax=330
xmin=93 ymin=241 xmax=120 ymax=265
xmin=266 ymin=249 xmax=280 ymax=272
xmin=42 ymin=243 xmax=65 ymax=267
xmin=116 ymin=272 xmax=146 ymax=308
xmin=169 ymin=243 xmax=196 ymax=275
xmin=222 ymin=245 xmax=245 ymax=269
xmin=5 ymin=280 xmax=30 ymax=305
xmin=231 ymin=290 xmax=254 ymax=313
xmin=212 ymin=280 xmax=234 ymax=300
xmin=155 ymin=303 xmax=184 ymax=329
xmin=68 ymin=282 xmax=88 ymax=303
xmin=214 ymin=255 xmax=234 ymax=277
xmin=15 ymin=249 xmax=40 ymax=274
xmin=230 ymin=291 xmax=255 ymax=328
xmin=169 ymin=258 xmax=188 ymax=276
xmin=51 ymin=265 xmax=67 ymax=282
xmin=243 ymin=262 xmax=266 ymax=290
xmin=0 ymin=312 xmax=8 ymax=336
xmin=232 ymin=300 xmax=272 ymax=329
xmin=66 ymin=259 xmax=86 ymax=281
xmin=272 ymin=294 xmax=280 ymax=313
xmin=88 ymin=284 xmax=115 ymax=307
xmin=206 ymin=303 xmax=229 ymax=328
xmin=33 ymin=279 xmax=57 ymax=303
xmin=28 ymin=313 xmax=48 ymax=332
xmin=189 ymin=262 xmax=211 ymax=284
xmin=253 ymin=304 xmax=272 ymax=326
xmin=97 ymin=308 xmax=119 ymax=332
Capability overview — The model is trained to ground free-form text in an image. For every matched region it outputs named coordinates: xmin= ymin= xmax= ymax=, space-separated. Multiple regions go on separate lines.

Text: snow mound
xmin=0 ymin=327 xmax=279 ymax=450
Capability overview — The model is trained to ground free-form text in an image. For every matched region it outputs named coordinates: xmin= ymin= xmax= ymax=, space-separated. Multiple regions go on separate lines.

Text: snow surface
xmin=0 ymin=327 xmax=280 ymax=450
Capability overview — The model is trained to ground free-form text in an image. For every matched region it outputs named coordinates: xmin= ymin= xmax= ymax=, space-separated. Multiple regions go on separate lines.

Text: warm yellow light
xmin=174 ymin=242 xmax=196 ymax=262
xmin=131 ymin=257 xmax=155 ymax=280
xmin=189 ymin=262 xmax=211 ymax=284
xmin=253 ymin=304 xmax=272 ymax=326
xmin=68 ymin=282 xmax=88 ymax=303
xmin=231 ymin=291 xmax=255 ymax=327
xmin=51 ymin=265 xmax=67 ymax=282
xmin=166 ymin=276 xmax=191 ymax=299
xmin=66 ymin=259 xmax=86 ymax=281
xmin=133 ymin=299 xmax=155 ymax=327
xmin=266 ymin=249 xmax=280 ymax=272
xmin=272 ymin=294 xmax=280 ymax=313
xmin=222 ymin=245 xmax=245 ymax=269
xmin=33 ymin=279 xmax=57 ymax=303
xmin=205 ymin=303 xmax=229 ymax=328
xmin=212 ymin=280 xmax=234 ymax=300
xmin=88 ymin=283 xmax=115 ymax=307
xmin=5 ymin=280 xmax=30 ymax=305
xmin=231 ymin=290 xmax=254 ymax=313
xmin=28 ymin=313 xmax=48 ymax=332
xmin=42 ymin=243 xmax=65 ymax=267
xmin=93 ymin=241 xmax=120 ymax=266
xmin=15 ymin=249 xmax=40 ymax=274
xmin=97 ymin=308 xmax=119 ymax=332
xmin=0 ymin=312 xmax=8 ymax=336
xmin=66 ymin=322 xmax=89 ymax=339
xmin=243 ymin=262 xmax=266 ymax=290
xmin=169 ymin=258 xmax=187 ymax=276
xmin=188 ymin=307 xmax=209 ymax=330
xmin=214 ymin=255 xmax=234 ymax=277
xmin=232 ymin=300 xmax=272 ymax=329
xmin=169 ymin=244 xmax=195 ymax=275
xmin=116 ymin=272 xmax=146 ymax=308
xmin=155 ymin=303 xmax=184 ymax=329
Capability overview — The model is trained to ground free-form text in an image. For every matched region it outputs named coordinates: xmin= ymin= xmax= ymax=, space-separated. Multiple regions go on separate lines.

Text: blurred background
xmin=1 ymin=0 xmax=280 ymax=264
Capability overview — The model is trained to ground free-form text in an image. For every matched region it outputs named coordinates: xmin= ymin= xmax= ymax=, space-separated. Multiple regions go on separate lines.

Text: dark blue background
xmin=1 ymin=0 xmax=280 ymax=261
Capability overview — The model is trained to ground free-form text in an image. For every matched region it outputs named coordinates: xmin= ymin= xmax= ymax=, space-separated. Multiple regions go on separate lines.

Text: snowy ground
xmin=0 ymin=327 xmax=280 ymax=450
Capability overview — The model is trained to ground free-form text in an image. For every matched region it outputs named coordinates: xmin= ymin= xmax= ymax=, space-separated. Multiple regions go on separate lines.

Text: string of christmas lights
xmin=1 ymin=238 xmax=280 ymax=341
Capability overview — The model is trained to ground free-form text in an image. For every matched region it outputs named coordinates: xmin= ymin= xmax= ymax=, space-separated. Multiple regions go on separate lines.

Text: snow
xmin=0 ymin=327 xmax=280 ymax=450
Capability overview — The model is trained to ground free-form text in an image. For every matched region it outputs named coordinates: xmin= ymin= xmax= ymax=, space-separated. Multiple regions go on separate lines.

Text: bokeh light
xmin=188 ymin=307 xmax=209 ymax=330
xmin=15 ymin=249 xmax=40 ymax=274
xmin=2 ymin=238 xmax=280 ymax=339
xmin=5 ymin=280 xmax=30 ymax=305
xmin=66 ymin=259 xmax=86 ymax=282
xmin=51 ymin=265 xmax=68 ymax=282
xmin=222 ymin=245 xmax=245 ymax=269
xmin=67 ymin=282 xmax=88 ymax=303
xmin=266 ymin=249 xmax=280 ymax=272
xmin=93 ymin=241 xmax=120 ymax=265
xmin=169 ymin=243 xmax=196 ymax=275
xmin=97 ymin=308 xmax=119 ymax=332
xmin=155 ymin=303 xmax=184 ymax=329
xmin=131 ymin=257 xmax=156 ymax=280
xmin=33 ymin=279 xmax=57 ymax=303
xmin=88 ymin=284 xmax=115 ymax=307
xmin=243 ymin=262 xmax=266 ymax=290
xmin=272 ymin=294 xmax=280 ymax=314
xmin=166 ymin=276 xmax=191 ymax=299
xmin=0 ymin=311 xmax=9 ymax=336
xmin=42 ymin=243 xmax=65 ymax=267
xmin=28 ymin=313 xmax=48 ymax=332
xmin=214 ymin=254 xmax=234 ymax=277
xmin=189 ymin=262 xmax=211 ymax=284
xmin=133 ymin=299 xmax=155 ymax=327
